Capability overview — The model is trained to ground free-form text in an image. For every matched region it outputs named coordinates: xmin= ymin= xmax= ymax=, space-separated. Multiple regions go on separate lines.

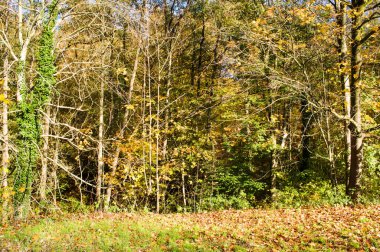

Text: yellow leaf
xmin=32 ymin=234 xmax=39 ymax=242
xmin=116 ymin=68 xmax=127 ymax=75
xmin=0 ymin=94 xmax=11 ymax=104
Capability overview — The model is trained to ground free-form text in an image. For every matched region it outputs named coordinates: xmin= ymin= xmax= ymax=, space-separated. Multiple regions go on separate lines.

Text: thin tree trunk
xmin=155 ymin=31 xmax=161 ymax=214
xmin=142 ymin=58 xmax=149 ymax=195
xmin=196 ymin=13 xmax=205 ymax=97
xmin=162 ymin=50 xmax=172 ymax=164
xmin=17 ymin=0 xmax=26 ymax=103
xmin=40 ymin=106 xmax=50 ymax=201
xmin=190 ymin=27 xmax=196 ymax=88
xmin=96 ymin=69 xmax=105 ymax=210
xmin=181 ymin=165 xmax=187 ymax=210
xmin=2 ymin=55 xmax=9 ymax=223
xmin=326 ymin=112 xmax=337 ymax=186
xmin=52 ymin=138 xmax=59 ymax=207
xmin=156 ymin=91 xmax=160 ymax=214
xmin=270 ymin=102 xmax=278 ymax=196
xmin=299 ymin=97 xmax=312 ymax=172
xmin=148 ymin=51 xmax=153 ymax=196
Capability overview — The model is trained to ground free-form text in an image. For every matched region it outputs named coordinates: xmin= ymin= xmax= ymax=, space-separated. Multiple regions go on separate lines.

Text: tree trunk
xmin=181 ymin=165 xmax=187 ymax=210
xmin=40 ymin=106 xmax=50 ymax=201
xmin=156 ymin=41 xmax=161 ymax=214
xmin=336 ymin=0 xmax=351 ymax=193
xmin=326 ymin=112 xmax=337 ymax=186
xmin=347 ymin=7 xmax=364 ymax=201
xmin=2 ymin=55 xmax=9 ymax=223
xmin=299 ymin=97 xmax=312 ymax=172
xmin=96 ymin=70 xmax=105 ymax=210
xmin=196 ymin=14 xmax=205 ymax=97
xmin=52 ymin=137 xmax=59 ymax=207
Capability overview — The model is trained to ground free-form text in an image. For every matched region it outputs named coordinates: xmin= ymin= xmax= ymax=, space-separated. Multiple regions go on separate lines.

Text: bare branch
xmin=359 ymin=25 xmax=380 ymax=45
xmin=364 ymin=124 xmax=380 ymax=133
xmin=46 ymin=156 xmax=106 ymax=189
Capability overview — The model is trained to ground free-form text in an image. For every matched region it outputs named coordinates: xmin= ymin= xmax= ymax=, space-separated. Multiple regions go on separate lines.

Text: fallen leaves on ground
xmin=1 ymin=205 xmax=379 ymax=251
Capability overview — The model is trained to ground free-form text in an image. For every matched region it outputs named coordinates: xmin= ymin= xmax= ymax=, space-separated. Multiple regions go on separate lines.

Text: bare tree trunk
xmin=196 ymin=12 xmax=205 ymax=97
xmin=143 ymin=0 xmax=153 ymax=197
xmin=17 ymin=0 xmax=28 ymax=103
xmin=336 ymin=0 xmax=351 ymax=192
xmin=326 ymin=112 xmax=337 ymax=186
xmin=270 ymin=105 xmax=278 ymax=196
xmin=190 ymin=27 xmax=196 ymax=88
xmin=155 ymin=34 xmax=161 ymax=214
xmin=299 ymin=97 xmax=312 ymax=172
xmin=52 ymin=138 xmax=59 ymax=207
xmin=96 ymin=70 xmax=105 ymax=210
xmin=40 ymin=105 xmax=50 ymax=201
xmin=347 ymin=8 xmax=363 ymax=201
xmin=142 ymin=58 xmax=149 ymax=196
xmin=148 ymin=53 xmax=153 ymax=196
xmin=181 ymin=164 xmax=187 ymax=210
xmin=2 ymin=55 xmax=9 ymax=223
xmin=162 ymin=50 xmax=172 ymax=164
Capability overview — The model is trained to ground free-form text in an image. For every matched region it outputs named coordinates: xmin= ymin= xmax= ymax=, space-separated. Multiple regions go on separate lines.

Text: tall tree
xmin=347 ymin=0 xmax=380 ymax=200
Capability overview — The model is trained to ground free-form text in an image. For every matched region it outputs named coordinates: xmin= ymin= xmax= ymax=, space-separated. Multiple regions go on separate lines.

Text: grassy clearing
xmin=1 ymin=205 xmax=380 ymax=251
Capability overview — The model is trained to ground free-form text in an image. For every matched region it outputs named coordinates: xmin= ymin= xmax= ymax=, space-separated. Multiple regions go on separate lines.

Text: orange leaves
xmin=179 ymin=206 xmax=380 ymax=250
xmin=2 ymin=206 xmax=380 ymax=251
xmin=293 ymin=8 xmax=316 ymax=25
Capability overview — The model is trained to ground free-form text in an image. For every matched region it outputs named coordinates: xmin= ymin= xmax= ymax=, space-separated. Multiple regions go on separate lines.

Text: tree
xmin=346 ymin=0 xmax=380 ymax=200
xmin=13 ymin=0 xmax=58 ymax=218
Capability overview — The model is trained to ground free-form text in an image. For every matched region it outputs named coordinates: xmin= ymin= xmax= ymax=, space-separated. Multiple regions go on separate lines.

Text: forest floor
xmin=0 ymin=205 xmax=379 ymax=251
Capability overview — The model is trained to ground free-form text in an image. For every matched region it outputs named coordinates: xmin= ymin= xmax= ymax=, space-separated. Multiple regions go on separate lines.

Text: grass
xmin=1 ymin=205 xmax=380 ymax=251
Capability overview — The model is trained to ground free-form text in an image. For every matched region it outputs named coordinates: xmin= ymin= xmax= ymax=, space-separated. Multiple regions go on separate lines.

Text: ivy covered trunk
xmin=13 ymin=1 xmax=58 ymax=219
xmin=14 ymin=104 xmax=39 ymax=218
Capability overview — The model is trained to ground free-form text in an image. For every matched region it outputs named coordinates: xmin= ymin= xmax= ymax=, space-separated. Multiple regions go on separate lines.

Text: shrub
xmin=272 ymin=181 xmax=351 ymax=208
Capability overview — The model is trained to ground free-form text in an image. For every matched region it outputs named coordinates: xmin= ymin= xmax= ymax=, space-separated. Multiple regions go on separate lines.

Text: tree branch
xmin=364 ymin=124 xmax=380 ymax=133
xmin=359 ymin=25 xmax=380 ymax=45
xmin=357 ymin=12 xmax=380 ymax=30
xmin=46 ymin=156 xmax=107 ymax=189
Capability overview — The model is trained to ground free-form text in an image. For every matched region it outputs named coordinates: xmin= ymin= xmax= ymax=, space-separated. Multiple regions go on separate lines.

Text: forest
xmin=1 ymin=0 xmax=380 ymax=250
xmin=0 ymin=0 xmax=380 ymax=229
